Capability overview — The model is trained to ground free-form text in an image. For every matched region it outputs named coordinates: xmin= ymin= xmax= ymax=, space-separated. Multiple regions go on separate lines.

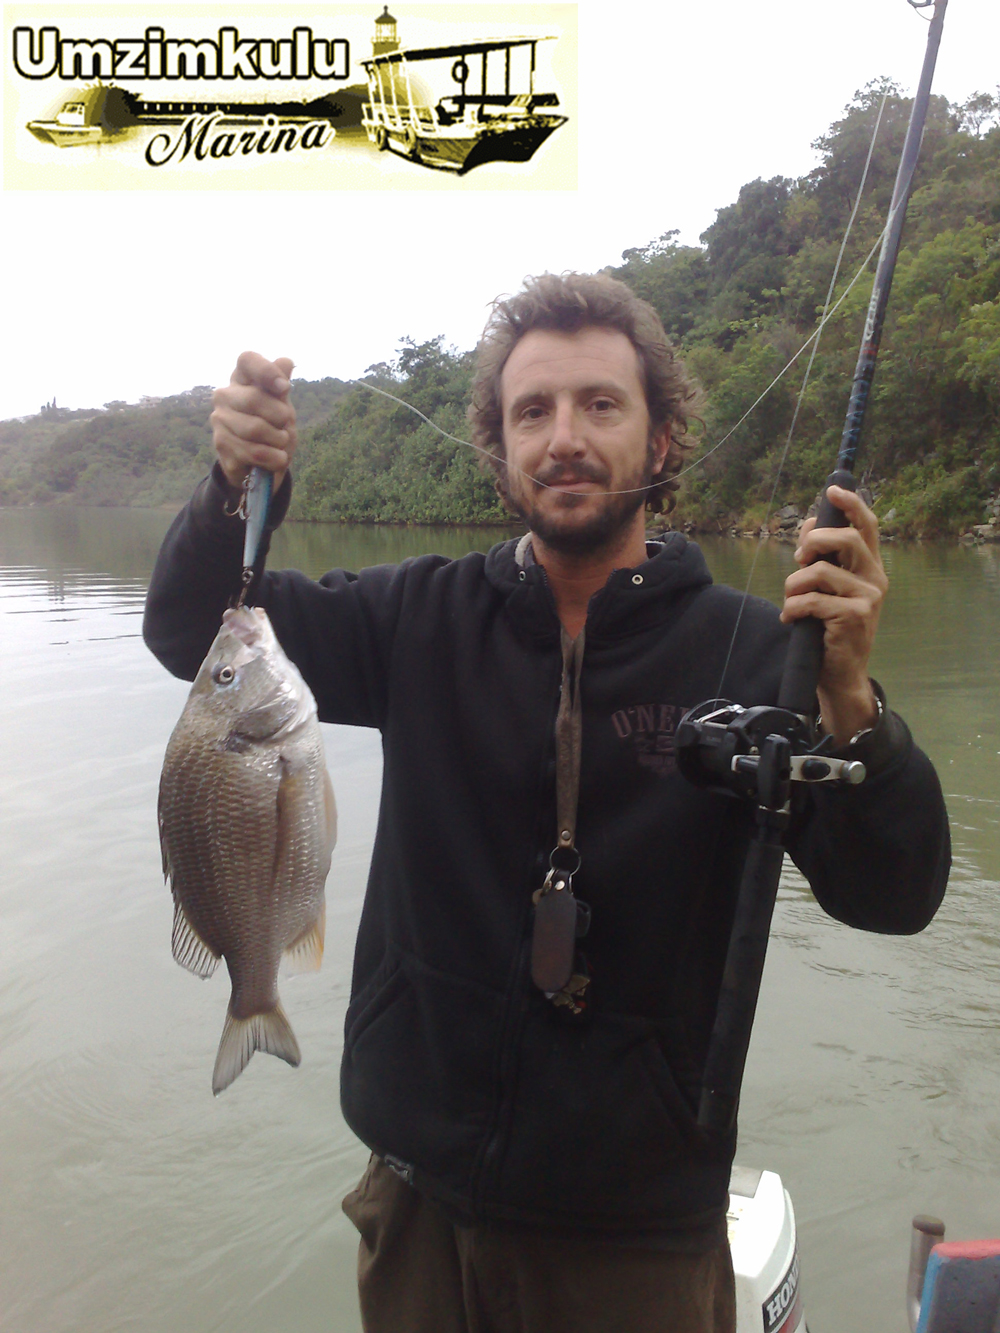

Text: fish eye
xmin=214 ymin=664 xmax=236 ymax=685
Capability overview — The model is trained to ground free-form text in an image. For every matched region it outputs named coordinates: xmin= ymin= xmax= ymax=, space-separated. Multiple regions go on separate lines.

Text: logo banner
xmin=4 ymin=3 xmax=576 ymax=189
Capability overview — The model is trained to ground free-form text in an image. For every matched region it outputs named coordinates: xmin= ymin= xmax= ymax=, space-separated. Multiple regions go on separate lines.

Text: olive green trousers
xmin=343 ymin=1156 xmax=736 ymax=1333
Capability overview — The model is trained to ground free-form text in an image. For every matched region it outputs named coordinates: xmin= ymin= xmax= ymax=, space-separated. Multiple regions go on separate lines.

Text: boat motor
xmin=729 ymin=1165 xmax=806 ymax=1333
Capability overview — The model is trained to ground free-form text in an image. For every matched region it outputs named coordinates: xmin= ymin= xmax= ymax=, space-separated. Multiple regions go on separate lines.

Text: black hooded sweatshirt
xmin=143 ymin=469 xmax=950 ymax=1236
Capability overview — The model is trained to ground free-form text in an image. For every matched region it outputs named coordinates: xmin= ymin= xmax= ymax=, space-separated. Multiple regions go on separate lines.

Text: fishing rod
xmin=676 ymin=0 xmax=949 ymax=1137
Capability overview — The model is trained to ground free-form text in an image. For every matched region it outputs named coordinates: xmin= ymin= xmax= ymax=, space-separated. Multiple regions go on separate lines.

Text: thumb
xmin=274 ymin=357 xmax=295 ymax=387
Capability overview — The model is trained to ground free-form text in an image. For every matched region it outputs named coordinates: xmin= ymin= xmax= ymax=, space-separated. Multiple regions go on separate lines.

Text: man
xmin=144 ymin=272 xmax=949 ymax=1333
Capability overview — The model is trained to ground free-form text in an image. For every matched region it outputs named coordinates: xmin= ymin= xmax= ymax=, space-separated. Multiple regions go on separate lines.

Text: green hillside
xmin=612 ymin=81 xmax=1000 ymax=537
xmin=0 ymin=379 xmax=351 ymax=509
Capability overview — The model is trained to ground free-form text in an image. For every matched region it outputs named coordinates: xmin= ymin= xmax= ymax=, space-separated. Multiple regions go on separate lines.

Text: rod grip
xmin=777 ymin=470 xmax=856 ymax=716
xmin=698 ymin=830 xmax=787 ymax=1132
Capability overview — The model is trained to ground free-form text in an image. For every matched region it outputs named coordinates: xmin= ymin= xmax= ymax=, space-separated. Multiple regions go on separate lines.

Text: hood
xmin=483 ymin=533 xmax=715 ymax=645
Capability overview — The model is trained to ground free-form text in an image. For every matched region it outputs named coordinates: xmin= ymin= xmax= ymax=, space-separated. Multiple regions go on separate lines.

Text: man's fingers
xmin=806 ymin=485 xmax=880 ymax=553
xmin=214 ymin=352 xmax=298 ymax=487
xmin=783 ymin=550 xmax=886 ymax=610
xmin=782 ymin=487 xmax=887 ymax=732
xmin=781 ymin=559 xmax=885 ymax=629
xmin=794 ymin=528 xmax=887 ymax=582
xmin=785 ymin=558 xmax=873 ymax=597
xmin=213 ymin=404 xmax=291 ymax=450
xmin=796 ymin=520 xmax=885 ymax=580
xmin=212 ymin=381 xmax=295 ymax=430
xmin=231 ymin=350 xmax=293 ymax=398
xmin=780 ymin=588 xmax=880 ymax=629
xmin=213 ymin=420 xmax=290 ymax=474
xmin=829 ymin=484 xmax=881 ymax=549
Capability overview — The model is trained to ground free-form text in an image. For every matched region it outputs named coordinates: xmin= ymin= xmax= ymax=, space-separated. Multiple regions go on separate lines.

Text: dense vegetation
xmin=614 ymin=81 xmax=1000 ymax=537
xmin=292 ymin=340 xmax=504 ymax=523
xmin=0 ymin=380 xmax=351 ymax=509
xmin=3 ymin=82 xmax=998 ymax=537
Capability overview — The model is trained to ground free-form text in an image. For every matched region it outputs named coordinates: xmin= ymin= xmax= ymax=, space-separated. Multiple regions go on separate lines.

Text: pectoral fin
xmin=171 ymin=899 xmax=221 ymax=979
xmin=282 ymin=903 xmax=326 ymax=975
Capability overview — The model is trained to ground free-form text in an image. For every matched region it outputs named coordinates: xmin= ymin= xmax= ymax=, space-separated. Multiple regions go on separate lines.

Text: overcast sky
xmin=2 ymin=0 xmax=997 ymax=420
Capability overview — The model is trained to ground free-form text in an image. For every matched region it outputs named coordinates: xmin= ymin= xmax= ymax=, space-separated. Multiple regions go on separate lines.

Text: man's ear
xmin=650 ymin=423 xmax=672 ymax=473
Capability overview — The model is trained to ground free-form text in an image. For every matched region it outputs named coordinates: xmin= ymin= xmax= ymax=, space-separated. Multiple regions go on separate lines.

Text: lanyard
xmin=530 ymin=626 xmax=591 ymax=1006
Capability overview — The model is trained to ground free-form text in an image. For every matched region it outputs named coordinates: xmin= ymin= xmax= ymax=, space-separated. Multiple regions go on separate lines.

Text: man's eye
xmin=592 ymin=398 xmax=615 ymax=412
xmin=522 ymin=405 xmax=546 ymax=420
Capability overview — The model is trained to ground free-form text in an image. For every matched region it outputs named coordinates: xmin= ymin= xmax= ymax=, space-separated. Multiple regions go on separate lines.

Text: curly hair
xmin=468 ymin=272 xmax=699 ymax=515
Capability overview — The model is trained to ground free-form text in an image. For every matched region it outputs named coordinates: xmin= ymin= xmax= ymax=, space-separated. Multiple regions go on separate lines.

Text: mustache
xmin=532 ymin=462 xmax=610 ymax=488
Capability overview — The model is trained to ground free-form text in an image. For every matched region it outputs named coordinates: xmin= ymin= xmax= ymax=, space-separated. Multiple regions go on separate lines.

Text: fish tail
xmin=212 ymin=1001 xmax=301 ymax=1096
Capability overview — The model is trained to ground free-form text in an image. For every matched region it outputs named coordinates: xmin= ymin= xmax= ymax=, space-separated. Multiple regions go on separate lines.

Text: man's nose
xmin=548 ymin=399 xmax=583 ymax=457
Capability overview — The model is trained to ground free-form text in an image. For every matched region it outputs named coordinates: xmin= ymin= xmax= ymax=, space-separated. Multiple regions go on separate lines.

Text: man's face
xmin=499 ymin=326 xmax=669 ymax=555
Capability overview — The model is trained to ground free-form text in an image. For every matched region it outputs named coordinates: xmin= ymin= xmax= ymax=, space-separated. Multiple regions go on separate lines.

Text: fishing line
xmin=671 ymin=232 xmax=885 ymax=485
xmin=713 ymin=88 xmax=890 ymax=697
xmin=349 ymin=228 xmax=888 ymax=503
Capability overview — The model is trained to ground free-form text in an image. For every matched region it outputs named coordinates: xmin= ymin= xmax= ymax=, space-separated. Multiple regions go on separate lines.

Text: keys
xmin=531 ymin=871 xmax=579 ymax=994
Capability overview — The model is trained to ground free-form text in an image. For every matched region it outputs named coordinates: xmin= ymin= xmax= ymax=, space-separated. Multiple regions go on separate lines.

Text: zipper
xmin=470 ymin=643 xmax=562 ymax=1212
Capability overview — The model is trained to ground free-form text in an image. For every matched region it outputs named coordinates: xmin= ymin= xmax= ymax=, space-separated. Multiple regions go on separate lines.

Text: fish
xmin=158 ymin=605 xmax=336 ymax=1094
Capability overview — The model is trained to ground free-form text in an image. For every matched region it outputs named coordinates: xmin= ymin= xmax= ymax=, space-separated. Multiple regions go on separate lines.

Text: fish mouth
xmin=222 ymin=606 xmax=270 ymax=649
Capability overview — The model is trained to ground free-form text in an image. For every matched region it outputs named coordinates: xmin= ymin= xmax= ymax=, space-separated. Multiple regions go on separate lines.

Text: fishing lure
xmin=234 ymin=466 xmax=272 ymax=608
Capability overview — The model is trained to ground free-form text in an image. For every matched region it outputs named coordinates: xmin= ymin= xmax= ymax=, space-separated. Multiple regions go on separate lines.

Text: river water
xmin=1 ymin=507 xmax=997 ymax=1333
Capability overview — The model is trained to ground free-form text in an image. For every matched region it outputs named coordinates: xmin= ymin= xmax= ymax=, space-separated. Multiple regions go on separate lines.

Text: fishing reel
xmin=675 ymin=700 xmax=866 ymax=816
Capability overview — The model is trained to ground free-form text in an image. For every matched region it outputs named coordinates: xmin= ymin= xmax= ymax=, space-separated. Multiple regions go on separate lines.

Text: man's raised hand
xmin=210 ymin=352 xmax=297 ymax=492
xmin=780 ymin=484 xmax=889 ymax=746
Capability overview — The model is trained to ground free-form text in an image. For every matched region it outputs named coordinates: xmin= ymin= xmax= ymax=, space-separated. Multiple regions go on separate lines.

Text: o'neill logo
xmin=611 ymin=703 xmax=682 ymax=777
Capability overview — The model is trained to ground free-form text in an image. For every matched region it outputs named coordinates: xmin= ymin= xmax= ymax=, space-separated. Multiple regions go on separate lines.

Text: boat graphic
xmin=361 ymin=35 xmax=568 ymax=174
xmin=26 ymin=85 xmax=136 ymax=146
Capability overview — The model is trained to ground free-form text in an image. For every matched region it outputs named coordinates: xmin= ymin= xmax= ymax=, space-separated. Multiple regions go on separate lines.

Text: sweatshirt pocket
xmin=344 ymin=951 xmax=406 ymax=1049
xmin=341 ymin=949 xmax=506 ymax=1200
xmin=493 ymin=1003 xmax=729 ymax=1229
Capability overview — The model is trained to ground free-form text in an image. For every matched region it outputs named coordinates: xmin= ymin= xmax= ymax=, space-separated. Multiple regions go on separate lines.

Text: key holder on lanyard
xmin=531 ymin=628 xmax=592 ymax=1003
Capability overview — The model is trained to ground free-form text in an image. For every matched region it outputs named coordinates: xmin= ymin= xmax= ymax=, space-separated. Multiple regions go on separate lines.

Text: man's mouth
xmin=534 ymin=468 xmax=607 ymax=493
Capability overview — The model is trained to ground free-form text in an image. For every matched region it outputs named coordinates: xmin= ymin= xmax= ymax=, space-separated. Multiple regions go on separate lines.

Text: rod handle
xmin=777 ymin=470 xmax=856 ymax=716
xmin=698 ymin=829 xmax=787 ymax=1131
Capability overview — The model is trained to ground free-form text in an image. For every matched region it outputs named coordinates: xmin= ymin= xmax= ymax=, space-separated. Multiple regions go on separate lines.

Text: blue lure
xmin=236 ymin=466 xmax=272 ymax=606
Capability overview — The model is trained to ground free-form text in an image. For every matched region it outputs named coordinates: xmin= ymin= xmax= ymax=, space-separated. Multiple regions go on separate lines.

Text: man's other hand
xmin=210 ymin=352 xmax=297 ymax=492
xmin=780 ymin=484 xmax=889 ymax=747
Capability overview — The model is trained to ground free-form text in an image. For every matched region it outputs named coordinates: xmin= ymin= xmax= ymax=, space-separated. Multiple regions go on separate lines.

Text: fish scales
xmin=158 ymin=605 xmax=336 ymax=1094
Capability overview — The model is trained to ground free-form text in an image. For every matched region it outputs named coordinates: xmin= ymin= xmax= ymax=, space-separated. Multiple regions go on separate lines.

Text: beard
xmin=503 ymin=448 xmax=655 ymax=556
